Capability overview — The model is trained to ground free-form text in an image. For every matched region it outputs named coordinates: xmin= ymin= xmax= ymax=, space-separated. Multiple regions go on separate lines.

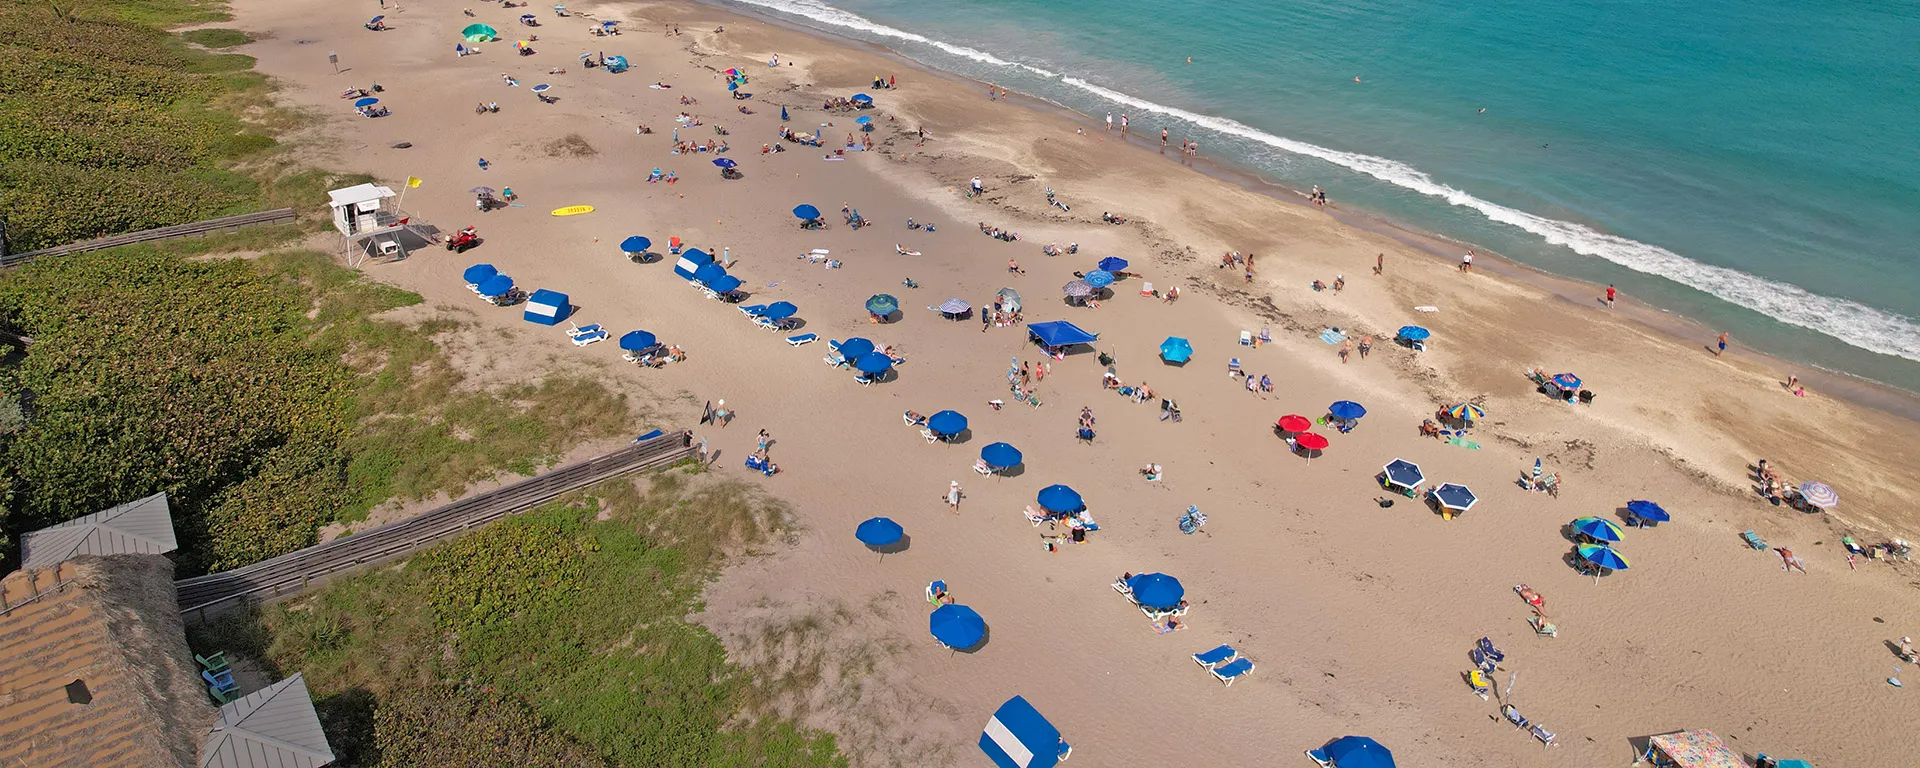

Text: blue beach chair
xmin=1192 ymin=644 xmax=1237 ymax=669
xmin=1210 ymin=658 xmax=1255 ymax=686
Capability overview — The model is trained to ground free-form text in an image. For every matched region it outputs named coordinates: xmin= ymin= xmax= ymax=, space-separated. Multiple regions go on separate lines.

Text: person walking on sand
xmin=1605 ymin=284 xmax=1617 ymax=308
xmin=1105 ymin=112 xmax=1113 ymax=132
xmin=1374 ymin=252 xmax=1384 ymax=275
xmin=1339 ymin=339 xmax=1353 ymax=363
xmin=714 ymin=399 xmax=732 ymax=427
xmin=1715 ymin=331 xmax=1730 ymax=356
xmin=1120 ymin=114 xmax=1129 ymax=138
xmin=946 ymin=481 xmax=964 ymax=512
xmin=1333 ymin=275 xmax=1345 ymax=294
xmin=1460 ymin=250 xmax=1474 ymax=272
xmin=757 ymin=429 xmax=770 ymax=453
xmin=1359 ymin=335 xmax=1372 ymax=359
xmin=1161 ymin=128 xmax=1169 ymax=153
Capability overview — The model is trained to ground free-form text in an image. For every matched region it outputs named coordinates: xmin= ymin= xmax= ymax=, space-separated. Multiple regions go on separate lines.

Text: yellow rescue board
xmin=550 ymin=205 xmax=596 ymax=216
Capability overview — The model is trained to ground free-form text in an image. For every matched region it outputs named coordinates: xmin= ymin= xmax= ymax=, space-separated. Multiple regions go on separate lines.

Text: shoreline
xmin=689 ymin=0 xmax=1920 ymax=413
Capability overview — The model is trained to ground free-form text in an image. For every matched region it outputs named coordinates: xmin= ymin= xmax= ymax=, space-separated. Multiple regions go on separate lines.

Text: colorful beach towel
xmin=1319 ymin=328 xmax=1347 ymax=345
xmin=1446 ymin=436 xmax=1482 ymax=450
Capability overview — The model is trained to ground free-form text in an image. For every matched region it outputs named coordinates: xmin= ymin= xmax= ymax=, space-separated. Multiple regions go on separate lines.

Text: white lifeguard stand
xmin=329 ymin=183 xmax=431 ymax=266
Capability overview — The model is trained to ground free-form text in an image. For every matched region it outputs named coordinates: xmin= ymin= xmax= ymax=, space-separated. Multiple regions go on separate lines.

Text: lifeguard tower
xmin=328 ymin=183 xmax=432 ymax=266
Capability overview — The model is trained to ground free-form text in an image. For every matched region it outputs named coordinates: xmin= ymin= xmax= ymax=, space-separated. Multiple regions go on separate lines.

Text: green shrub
xmin=373 ymin=685 xmax=609 ymax=768
xmin=180 ymin=27 xmax=249 ymax=48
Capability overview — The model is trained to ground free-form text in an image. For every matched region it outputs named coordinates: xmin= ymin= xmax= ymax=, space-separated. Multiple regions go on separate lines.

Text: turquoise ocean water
xmin=709 ymin=0 xmax=1920 ymax=388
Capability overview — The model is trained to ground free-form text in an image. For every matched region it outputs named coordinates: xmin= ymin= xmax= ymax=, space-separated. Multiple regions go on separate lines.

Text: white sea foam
xmin=729 ymin=0 xmax=1920 ymax=363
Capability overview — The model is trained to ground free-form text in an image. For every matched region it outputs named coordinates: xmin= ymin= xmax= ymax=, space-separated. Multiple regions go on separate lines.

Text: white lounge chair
xmin=921 ymin=428 xmax=938 ymax=444
xmin=973 ymin=459 xmax=993 ymax=475
xmin=1210 ymin=658 xmax=1254 ymax=686
xmin=854 ymin=374 xmax=875 ymax=387
xmin=786 ymin=333 xmax=818 ymax=346
xmin=565 ymin=322 xmax=603 ymax=337
xmin=569 ymin=329 xmax=608 ymax=346
xmin=1192 ymin=644 xmax=1236 ymax=669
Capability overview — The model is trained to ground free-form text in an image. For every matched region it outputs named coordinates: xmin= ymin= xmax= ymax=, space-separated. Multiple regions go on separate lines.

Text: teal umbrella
xmin=1570 ymin=516 xmax=1624 ymax=543
xmin=1159 ymin=337 xmax=1193 ymax=363
xmin=866 ymin=294 xmax=899 ymax=315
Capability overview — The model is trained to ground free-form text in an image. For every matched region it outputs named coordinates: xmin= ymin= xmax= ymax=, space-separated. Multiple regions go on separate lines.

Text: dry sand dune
xmin=224 ymin=0 xmax=1920 ymax=764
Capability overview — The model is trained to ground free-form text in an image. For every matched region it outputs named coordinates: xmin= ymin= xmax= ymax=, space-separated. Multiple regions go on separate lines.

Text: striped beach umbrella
xmin=1447 ymin=402 xmax=1486 ymax=421
xmin=1798 ymin=481 xmax=1839 ymax=509
xmin=1570 ymin=516 xmax=1625 ymax=543
xmin=865 ymin=294 xmax=898 ymax=315
xmin=1577 ymin=544 xmax=1630 ymax=571
xmin=1084 ymin=270 xmax=1115 ymax=288
xmin=1062 ymin=280 xmax=1094 ymax=298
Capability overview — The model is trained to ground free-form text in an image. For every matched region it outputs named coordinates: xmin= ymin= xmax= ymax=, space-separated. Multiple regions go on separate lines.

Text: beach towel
xmin=1319 ymin=328 xmax=1346 ymax=345
xmin=1414 ymin=305 xmax=1439 ymax=312
xmin=1446 ymin=436 xmax=1482 ymax=450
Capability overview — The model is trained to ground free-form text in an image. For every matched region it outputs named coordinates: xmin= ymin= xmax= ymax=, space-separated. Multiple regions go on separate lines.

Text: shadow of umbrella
xmin=872 ymin=534 xmax=910 ymax=557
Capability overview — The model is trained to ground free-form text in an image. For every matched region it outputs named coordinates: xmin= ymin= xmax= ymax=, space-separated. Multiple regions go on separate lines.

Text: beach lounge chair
xmin=1502 ymin=704 xmax=1531 ymax=729
xmin=202 ymin=668 xmax=237 ymax=692
xmin=1227 ymin=358 xmax=1242 ymax=376
xmin=565 ymin=322 xmax=603 ymax=337
xmin=1477 ymin=637 xmax=1505 ymax=663
xmin=569 ymin=328 xmax=608 ymax=346
xmin=1240 ymin=330 xmax=1253 ymax=346
xmin=974 ymin=459 xmax=993 ymax=475
xmin=855 ymin=374 xmax=875 ymax=387
xmin=1210 ymin=658 xmax=1254 ymax=686
xmin=1026 ymin=506 xmax=1050 ymax=527
xmin=1140 ymin=281 xmax=1153 ymax=296
xmin=926 ymin=580 xmax=947 ymax=605
xmin=921 ymin=428 xmax=939 ymax=444
xmin=786 ymin=333 xmax=818 ymax=346
xmin=1742 ymin=530 xmax=1769 ymax=550
xmin=1530 ymin=724 xmax=1558 ymax=748
xmin=1110 ymin=575 xmax=1132 ymax=595
xmin=1259 ymin=328 xmax=1273 ymax=344
xmin=196 ymin=652 xmax=230 ymax=673
xmin=1467 ymin=669 xmax=1492 ymax=699
xmin=1529 ymin=616 xmax=1558 ymax=638
xmin=1192 ymin=644 xmax=1237 ymax=669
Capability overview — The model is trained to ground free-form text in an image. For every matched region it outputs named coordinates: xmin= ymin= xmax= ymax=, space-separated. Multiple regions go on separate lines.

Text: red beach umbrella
xmin=1277 ymin=414 xmax=1312 ymax=433
xmin=1294 ymin=432 xmax=1329 ymax=451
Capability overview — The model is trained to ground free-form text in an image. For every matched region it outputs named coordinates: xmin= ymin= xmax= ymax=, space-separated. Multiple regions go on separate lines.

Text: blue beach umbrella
xmin=1626 ymin=500 xmax=1671 ymax=522
xmin=853 ymin=352 xmax=893 ymax=374
xmin=762 ymin=301 xmax=798 ymax=320
xmin=1317 ymin=736 xmax=1396 ymax=768
xmin=1036 ymin=484 xmax=1083 ymax=514
xmin=619 ymin=236 xmax=650 ymax=253
xmin=855 ymin=115 xmax=872 ymax=125
xmin=1382 ymin=459 xmax=1423 ymax=490
xmin=477 ymin=274 xmax=514 ymax=298
xmin=692 ymin=262 xmax=727 ymax=285
xmin=354 ymin=97 xmax=380 ymax=108
xmin=604 ymin=55 xmax=628 ymax=70
xmin=928 ymin=410 xmax=968 ymax=436
xmin=980 ymin=442 xmax=1022 ymax=468
xmin=369 ymin=15 xmax=385 ymax=24
xmin=1097 ymin=256 xmax=1128 ymax=272
xmin=1577 ymin=544 xmax=1630 ymax=571
xmin=865 ymin=294 xmax=898 ymax=316
xmin=1431 ymin=483 xmax=1477 ymax=512
xmin=1159 ymin=337 xmax=1193 ymax=364
xmin=855 ymin=516 xmax=904 ymax=548
xmin=1571 ymin=516 xmax=1625 ymax=543
xmin=792 ymin=204 xmax=820 ymax=220
xmin=531 ymin=83 xmax=552 ymax=93
xmin=1126 ymin=573 xmax=1184 ymax=610
xmin=707 ymin=275 xmax=742 ymax=294
xmin=851 ymin=93 xmax=873 ymax=103
xmin=838 ymin=337 xmax=876 ymax=360
xmin=712 ymin=157 xmax=738 ymax=169
xmin=618 ymin=330 xmax=657 ymax=350
xmin=1396 ymin=325 xmax=1430 ymax=341
xmin=1329 ymin=400 xmax=1367 ymax=420
xmin=929 ymin=603 xmax=986 ymax=649
xmin=462 ymin=263 xmax=498 ymax=284
xmin=1083 ymin=270 xmax=1115 ymax=288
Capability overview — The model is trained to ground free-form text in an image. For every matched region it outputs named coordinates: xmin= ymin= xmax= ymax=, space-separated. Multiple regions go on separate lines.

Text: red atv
xmin=444 ymin=227 xmax=480 ymax=253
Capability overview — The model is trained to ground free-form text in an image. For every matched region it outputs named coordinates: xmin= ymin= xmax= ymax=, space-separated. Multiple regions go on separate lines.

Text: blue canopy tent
xmin=1035 ymin=484 xmax=1083 ymax=514
xmin=1159 ymin=337 xmax=1193 ymax=364
xmin=1126 ymin=573 xmax=1184 ymax=610
xmin=1308 ymin=736 xmax=1396 ymax=768
xmin=618 ymin=236 xmax=651 ymax=255
xmin=865 ymin=294 xmax=898 ymax=316
xmin=673 ymin=248 xmax=713 ymax=279
xmin=980 ymin=442 xmax=1022 ymax=470
xmin=850 ymin=93 xmax=873 ymax=105
xmin=1329 ymin=401 xmax=1367 ymax=420
xmin=618 ymin=330 xmax=658 ymax=351
xmin=853 ymin=352 xmax=893 ymax=375
xmin=1028 ymin=321 xmax=1098 ymax=350
xmin=1382 ymin=459 xmax=1423 ymax=491
xmin=838 ymin=338 xmax=876 ymax=360
xmin=1083 ymin=270 xmax=1114 ymax=288
xmin=1626 ymin=499 xmax=1670 ymax=527
xmin=1096 ymin=256 xmax=1128 ymax=272
xmin=855 ymin=516 xmax=904 ymax=550
xmin=523 ymin=289 xmax=570 ymax=325
xmin=692 ymin=262 xmax=727 ymax=286
xmin=792 ymin=204 xmax=821 ymax=220
xmin=708 ymin=274 xmax=742 ymax=294
xmin=762 ymin=301 xmax=798 ymax=321
xmin=477 ymin=273 xmax=515 ymax=298
xmin=462 ymin=263 xmax=498 ymax=284
xmin=980 ymin=696 xmax=1065 ymax=768
xmin=929 ymin=603 xmax=986 ymax=649
xmin=928 ymin=410 xmax=968 ymax=437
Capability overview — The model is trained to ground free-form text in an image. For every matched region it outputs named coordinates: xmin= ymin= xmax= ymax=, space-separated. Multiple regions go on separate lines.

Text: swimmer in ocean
xmin=1478 ymin=107 xmax=1486 ymax=114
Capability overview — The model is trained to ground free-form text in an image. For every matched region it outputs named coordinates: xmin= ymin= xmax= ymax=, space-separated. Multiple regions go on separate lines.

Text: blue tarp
xmin=1126 ymin=573 xmax=1184 ymax=610
xmin=981 ymin=442 xmax=1022 ymax=468
xmin=1036 ymin=484 xmax=1083 ymax=514
xmin=1383 ymin=459 xmax=1423 ymax=489
xmin=1315 ymin=736 xmax=1396 ymax=768
xmin=1159 ymin=337 xmax=1193 ymax=363
xmin=477 ymin=274 xmax=514 ymax=298
xmin=463 ymin=263 xmax=498 ymax=284
xmin=619 ymin=236 xmax=650 ymax=253
xmin=855 ymin=517 xmax=903 ymax=547
xmin=1096 ymin=257 xmax=1128 ymax=272
xmin=523 ymin=289 xmax=569 ymax=325
xmin=929 ymin=604 xmax=986 ymax=648
xmin=673 ymin=248 xmax=713 ymax=279
xmin=762 ymin=301 xmax=797 ymax=320
xmin=1028 ymin=321 xmax=1098 ymax=348
xmin=838 ymin=338 xmax=875 ymax=360
xmin=618 ymin=330 xmax=657 ymax=351
xmin=708 ymin=275 xmax=742 ymax=294
xmin=693 ymin=262 xmax=727 ymax=285
xmin=853 ymin=352 xmax=893 ymax=374
xmin=1329 ymin=400 xmax=1367 ymax=420
xmin=928 ymin=410 xmax=967 ymax=436
xmin=980 ymin=696 xmax=1062 ymax=768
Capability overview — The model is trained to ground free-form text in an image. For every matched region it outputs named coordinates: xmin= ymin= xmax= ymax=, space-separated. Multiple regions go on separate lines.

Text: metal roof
xmin=21 ymin=492 xmax=178 ymax=569
xmin=325 ymin=183 xmax=395 ymax=208
xmin=200 ymin=674 xmax=335 ymax=768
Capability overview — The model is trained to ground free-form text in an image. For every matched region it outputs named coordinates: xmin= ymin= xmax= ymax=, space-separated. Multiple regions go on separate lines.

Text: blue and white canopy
xmin=979 ymin=696 xmax=1062 ymax=768
xmin=673 ymin=248 xmax=713 ymax=279
xmin=1382 ymin=459 xmax=1423 ymax=489
xmin=1028 ymin=321 xmax=1098 ymax=348
xmin=523 ymin=289 xmax=569 ymax=325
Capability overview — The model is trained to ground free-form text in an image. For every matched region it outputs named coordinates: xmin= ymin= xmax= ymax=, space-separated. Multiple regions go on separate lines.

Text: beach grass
xmin=190 ymin=478 xmax=847 ymax=767
xmin=179 ymin=27 xmax=251 ymax=47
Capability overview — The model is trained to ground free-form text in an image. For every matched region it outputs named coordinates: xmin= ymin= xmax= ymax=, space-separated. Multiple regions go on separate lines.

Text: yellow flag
xmin=405 ymin=176 xmax=423 ymax=189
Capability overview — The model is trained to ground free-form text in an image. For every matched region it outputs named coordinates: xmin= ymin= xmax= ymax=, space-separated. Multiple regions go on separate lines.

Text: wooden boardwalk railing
xmin=1 ymin=208 xmax=298 ymax=268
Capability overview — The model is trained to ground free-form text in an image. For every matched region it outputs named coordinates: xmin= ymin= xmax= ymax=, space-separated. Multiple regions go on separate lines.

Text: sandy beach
xmin=219 ymin=0 xmax=1920 ymax=764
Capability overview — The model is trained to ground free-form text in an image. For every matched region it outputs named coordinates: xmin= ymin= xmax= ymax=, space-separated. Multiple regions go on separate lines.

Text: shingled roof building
xmin=2 ymin=497 xmax=335 ymax=768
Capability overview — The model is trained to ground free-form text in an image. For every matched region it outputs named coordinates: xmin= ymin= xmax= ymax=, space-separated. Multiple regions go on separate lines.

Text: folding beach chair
xmin=1140 ymin=281 xmax=1154 ymax=297
xmin=1239 ymin=330 xmax=1253 ymax=346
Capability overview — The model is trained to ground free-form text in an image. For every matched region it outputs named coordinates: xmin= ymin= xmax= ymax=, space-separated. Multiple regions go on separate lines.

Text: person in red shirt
xmin=1605 ymin=284 xmax=1617 ymax=309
